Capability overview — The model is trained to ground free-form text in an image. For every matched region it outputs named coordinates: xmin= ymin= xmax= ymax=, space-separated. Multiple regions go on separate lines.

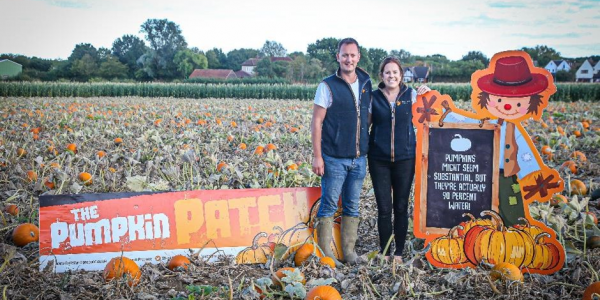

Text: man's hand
xmin=312 ymin=156 xmax=325 ymax=176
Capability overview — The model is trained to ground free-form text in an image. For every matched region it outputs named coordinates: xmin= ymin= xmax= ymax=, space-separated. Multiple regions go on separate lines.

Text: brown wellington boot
xmin=316 ymin=217 xmax=342 ymax=267
xmin=341 ymin=216 xmax=360 ymax=265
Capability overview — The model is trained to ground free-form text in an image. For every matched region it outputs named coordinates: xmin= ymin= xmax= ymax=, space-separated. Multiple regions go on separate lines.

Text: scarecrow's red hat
xmin=477 ymin=55 xmax=548 ymax=97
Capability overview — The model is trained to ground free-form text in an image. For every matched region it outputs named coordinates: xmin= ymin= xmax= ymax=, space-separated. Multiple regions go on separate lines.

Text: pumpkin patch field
xmin=1 ymin=96 xmax=600 ymax=299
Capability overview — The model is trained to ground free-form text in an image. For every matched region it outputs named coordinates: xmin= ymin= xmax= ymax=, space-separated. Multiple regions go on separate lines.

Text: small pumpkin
xmin=16 ymin=148 xmax=27 ymax=157
xmin=587 ymin=235 xmax=600 ymax=249
xmin=238 ymin=143 xmax=247 ymax=150
xmin=583 ymin=212 xmax=598 ymax=227
xmin=319 ymin=256 xmax=336 ymax=269
xmin=216 ymin=161 xmax=228 ymax=172
xmin=490 ymin=262 xmax=523 ymax=282
xmin=294 ymin=242 xmax=322 ymax=266
xmin=4 ymin=204 xmax=19 ymax=216
xmin=168 ymin=255 xmax=191 ymax=271
xmin=254 ymin=145 xmax=264 ymax=155
xmin=570 ymin=150 xmax=587 ymax=162
xmin=12 ymin=223 xmax=39 ymax=247
xmin=78 ymin=172 xmax=93 ymax=185
xmin=66 ymin=143 xmax=77 ymax=154
xmin=114 ymin=137 xmax=123 ymax=145
xmin=560 ymin=160 xmax=577 ymax=175
xmin=305 ymin=285 xmax=342 ymax=300
xmin=429 ymin=225 xmax=467 ymax=265
xmin=103 ymin=256 xmax=141 ymax=286
xmin=583 ymin=282 xmax=600 ymax=300
xmin=549 ymin=194 xmax=568 ymax=207
xmin=265 ymin=143 xmax=277 ymax=152
xmin=26 ymin=170 xmax=38 ymax=182
xmin=570 ymin=179 xmax=587 ymax=195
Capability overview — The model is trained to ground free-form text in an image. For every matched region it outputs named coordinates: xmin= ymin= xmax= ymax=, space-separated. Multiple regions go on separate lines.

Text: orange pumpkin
xmin=66 ymin=143 xmax=77 ymax=154
xmin=464 ymin=210 xmax=535 ymax=267
xmin=570 ymin=151 xmax=587 ymax=162
xmin=265 ymin=143 xmax=277 ymax=152
xmin=560 ymin=160 xmax=577 ymax=174
xmin=528 ymin=233 xmax=561 ymax=270
xmin=583 ymin=282 xmax=600 ymax=300
xmin=294 ymin=242 xmax=322 ymax=266
xmin=16 ymin=148 xmax=27 ymax=157
xmin=254 ymin=146 xmax=264 ymax=155
xmin=490 ymin=262 xmax=523 ymax=282
xmin=583 ymin=212 xmax=598 ymax=226
xmin=168 ymin=255 xmax=191 ymax=271
xmin=4 ymin=204 xmax=19 ymax=216
xmin=238 ymin=143 xmax=247 ymax=150
xmin=103 ymin=256 xmax=141 ymax=286
xmin=587 ymin=236 xmax=600 ymax=249
xmin=26 ymin=170 xmax=38 ymax=182
xmin=217 ymin=161 xmax=228 ymax=172
xmin=12 ymin=223 xmax=39 ymax=247
xmin=236 ymin=232 xmax=273 ymax=264
xmin=570 ymin=179 xmax=587 ymax=195
xmin=305 ymin=285 xmax=342 ymax=300
xmin=287 ymin=163 xmax=299 ymax=171
xmin=114 ymin=137 xmax=123 ymax=144
xmin=97 ymin=150 xmax=106 ymax=158
xmin=429 ymin=225 xmax=468 ymax=265
xmin=319 ymin=257 xmax=336 ymax=269
xmin=78 ymin=172 xmax=93 ymax=185
xmin=549 ymin=194 xmax=568 ymax=207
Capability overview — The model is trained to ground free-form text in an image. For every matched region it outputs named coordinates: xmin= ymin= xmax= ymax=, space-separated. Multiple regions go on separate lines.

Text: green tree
xmin=205 ymin=48 xmax=227 ymax=69
xmin=98 ymin=55 xmax=129 ymax=80
xmin=390 ymin=49 xmax=413 ymax=64
xmin=226 ymin=48 xmax=259 ymax=71
xmin=461 ymin=51 xmax=489 ymax=66
xmin=521 ymin=45 xmax=561 ymax=67
xmin=71 ymin=53 xmax=98 ymax=81
xmin=255 ymin=58 xmax=275 ymax=78
xmin=307 ymin=37 xmax=340 ymax=74
xmin=68 ymin=43 xmax=98 ymax=63
xmin=555 ymin=70 xmax=574 ymax=82
xmin=174 ymin=49 xmax=208 ymax=79
xmin=139 ymin=18 xmax=188 ymax=80
xmin=368 ymin=48 xmax=388 ymax=75
xmin=112 ymin=34 xmax=147 ymax=78
xmin=261 ymin=40 xmax=287 ymax=57
xmin=358 ymin=47 xmax=373 ymax=75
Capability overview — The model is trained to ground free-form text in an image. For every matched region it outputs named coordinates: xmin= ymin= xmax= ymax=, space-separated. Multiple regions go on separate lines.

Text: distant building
xmin=0 ymin=59 xmax=22 ymax=79
xmin=544 ymin=60 xmax=571 ymax=74
xmin=189 ymin=69 xmax=237 ymax=80
xmin=403 ymin=68 xmax=414 ymax=83
xmin=235 ymin=70 xmax=252 ymax=79
xmin=575 ymin=60 xmax=595 ymax=82
xmin=240 ymin=57 xmax=292 ymax=75
xmin=411 ymin=66 xmax=430 ymax=83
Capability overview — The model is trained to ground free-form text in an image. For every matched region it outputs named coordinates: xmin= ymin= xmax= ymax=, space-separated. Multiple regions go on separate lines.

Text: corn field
xmin=1 ymin=82 xmax=599 ymax=101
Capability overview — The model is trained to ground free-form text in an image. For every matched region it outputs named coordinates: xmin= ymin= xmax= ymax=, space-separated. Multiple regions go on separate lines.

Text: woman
xmin=368 ymin=56 xmax=428 ymax=261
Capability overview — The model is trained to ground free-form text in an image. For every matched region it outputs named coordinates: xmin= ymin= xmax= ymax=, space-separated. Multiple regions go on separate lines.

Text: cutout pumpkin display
xmin=305 ymin=285 xmax=342 ymax=300
xmin=490 ymin=262 xmax=523 ymax=282
xmin=12 ymin=223 xmax=39 ymax=247
xmin=528 ymin=233 xmax=561 ymax=270
xmin=411 ymin=50 xmax=566 ymax=275
xmin=236 ymin=232 xmax=273 ymax=264
xmin=429 ymin=225 xmax=468 ymax=266
xmin=103 ymin=256 xmax=141 ymax=287
xmin=464 ymin=211 xmax=535 ymax=267
xmin=168 ymin=255 xmax=191 ymax=271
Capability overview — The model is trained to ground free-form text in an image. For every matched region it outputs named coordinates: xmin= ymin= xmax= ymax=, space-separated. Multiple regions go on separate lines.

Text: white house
xmin=594 ymin=61 xmax=600 ymax=75
xmin=575 ymin=60 xmax=595 ymax=82
xmin=403 ymin=68 xmax=414 ymax=83
xmin=240 ymin=57 xmax=292 ymax=75
xmin=544 ymin=60 xmax=571 ymax=74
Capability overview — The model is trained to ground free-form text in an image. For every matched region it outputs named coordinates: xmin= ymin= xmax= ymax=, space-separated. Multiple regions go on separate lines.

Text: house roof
xmin=235 ymin=70 xmax=252 ymax=78
xmin=241 ymin=57 xmax=292 ymax=66
xmin=411 ymin=66 xmax=429 ymax=79
xmin=0 ymin=59 xmax=22 ymax=66
xmin=189 ymin=69 xmax=236 ymax=79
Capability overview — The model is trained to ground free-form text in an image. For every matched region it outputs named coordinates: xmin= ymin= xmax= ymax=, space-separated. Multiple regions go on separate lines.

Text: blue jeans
xmin=317 ymin=153 xmax=367 ymax=218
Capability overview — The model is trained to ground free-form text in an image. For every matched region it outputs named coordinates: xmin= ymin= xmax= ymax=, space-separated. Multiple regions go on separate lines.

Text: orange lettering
xmin=228 ymin=197 xmax=257 ymax=236
xmin=205 ymin=200 xmax=232 ymax=239
xmin=257 ymin=195 xmax=283 ymax=232
xmin=174 ymin=198 xmax=204 ymax=244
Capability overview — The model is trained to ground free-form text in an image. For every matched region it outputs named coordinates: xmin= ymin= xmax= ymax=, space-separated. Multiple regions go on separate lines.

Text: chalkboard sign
xmin=418 ymin=122 xmax=500 ymax=235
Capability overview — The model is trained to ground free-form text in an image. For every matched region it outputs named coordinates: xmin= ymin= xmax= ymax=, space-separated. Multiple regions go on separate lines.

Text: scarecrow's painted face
xmin=486 ymin=94 xmax=531 ymax=120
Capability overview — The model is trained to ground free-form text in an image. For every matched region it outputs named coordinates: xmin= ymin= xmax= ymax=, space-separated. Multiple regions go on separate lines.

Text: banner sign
xmin=39 ymin=187 xmax=323 ymax=272
xmin=411 ymin=50 xmax=566 ymax=275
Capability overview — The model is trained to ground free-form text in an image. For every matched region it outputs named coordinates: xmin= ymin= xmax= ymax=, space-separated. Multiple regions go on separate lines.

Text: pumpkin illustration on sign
xmin=411 ymin=50 xmax=566 ymax=275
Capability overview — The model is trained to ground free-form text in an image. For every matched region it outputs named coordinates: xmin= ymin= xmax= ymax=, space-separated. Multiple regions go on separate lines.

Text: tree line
xmin=2 ymin=19 xmax=597 ymax=83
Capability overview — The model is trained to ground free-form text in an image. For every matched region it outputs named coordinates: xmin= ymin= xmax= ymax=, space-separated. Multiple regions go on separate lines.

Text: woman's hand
xmin=416 ymin=85 xmax=431 ymax=95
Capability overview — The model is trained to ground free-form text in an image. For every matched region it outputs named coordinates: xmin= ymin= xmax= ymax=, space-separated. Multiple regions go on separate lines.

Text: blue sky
xmin=1 ymin=0 xmax=599 ymax=61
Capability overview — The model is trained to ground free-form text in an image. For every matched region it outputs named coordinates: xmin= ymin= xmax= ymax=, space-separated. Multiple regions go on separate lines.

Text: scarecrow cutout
xmin=412 ymin=51 xmax=565 ymax=275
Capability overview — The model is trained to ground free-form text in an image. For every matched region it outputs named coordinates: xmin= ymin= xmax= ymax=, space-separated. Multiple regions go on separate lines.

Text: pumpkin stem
xmin=534 ymin=232 xmax=551 ymax=243
xmin=251 ymin=232 xmax=268 ymax=249
xmin=462 ymin=212 xmax=476 ymax=221
xmin=481 ymin=210 xmax=505 ymax=231
xmin=448 ymin=225 xmax=464 ymax=238
xmin=517 ymin=217 xmax=531 ymax=227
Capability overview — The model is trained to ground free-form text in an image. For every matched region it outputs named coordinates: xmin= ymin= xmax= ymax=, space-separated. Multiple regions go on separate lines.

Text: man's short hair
xmin=337 ymin=38 xmax=360 ymax=52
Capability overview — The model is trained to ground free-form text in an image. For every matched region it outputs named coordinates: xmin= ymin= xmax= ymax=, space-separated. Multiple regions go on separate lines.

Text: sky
xmin=1 ymin=0 xmax=599 ymax=61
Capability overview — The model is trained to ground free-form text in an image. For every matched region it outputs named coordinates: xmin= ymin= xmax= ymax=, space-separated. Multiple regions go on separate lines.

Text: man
xmin=311 ymin=38 xmax=371 ymax=265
